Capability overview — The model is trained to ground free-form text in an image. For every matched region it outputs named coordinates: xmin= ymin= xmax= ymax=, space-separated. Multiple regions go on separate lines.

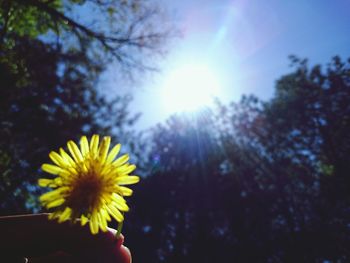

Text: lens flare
xmin=161 ymin=63 xmax=221 ymax=113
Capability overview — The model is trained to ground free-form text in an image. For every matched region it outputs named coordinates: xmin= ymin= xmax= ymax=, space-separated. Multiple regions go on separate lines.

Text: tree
xmin=1 ymin=0 xmax=169 ymax=71
xmin=263 ymin=56 xmax=350 ymax=261
xmin=126 ymin=56 xmax=350 ymax=262
xmin=0 ymin=0 xmax=170 ymax=214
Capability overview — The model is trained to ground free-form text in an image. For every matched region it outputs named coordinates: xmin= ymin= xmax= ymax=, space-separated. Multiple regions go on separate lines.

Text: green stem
xmin=116 ymin=220 xmax=123 ymax=238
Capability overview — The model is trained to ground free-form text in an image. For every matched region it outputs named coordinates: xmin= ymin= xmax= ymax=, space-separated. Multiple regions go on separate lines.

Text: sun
xmin=161 ymin=63 xmax=221 ymax=113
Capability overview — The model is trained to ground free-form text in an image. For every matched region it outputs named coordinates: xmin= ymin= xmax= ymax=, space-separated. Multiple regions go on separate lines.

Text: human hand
xmin=0 ymin=213 xmax=131 ymax=262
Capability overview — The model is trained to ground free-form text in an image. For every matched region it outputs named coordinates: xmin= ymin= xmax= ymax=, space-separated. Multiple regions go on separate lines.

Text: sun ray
xmin=161 ymin=63 xmax=221 ymax=113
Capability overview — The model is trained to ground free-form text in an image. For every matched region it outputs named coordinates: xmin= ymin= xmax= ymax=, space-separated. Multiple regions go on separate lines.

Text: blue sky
xmin=101 ymin=0 xmax=350 ymax=130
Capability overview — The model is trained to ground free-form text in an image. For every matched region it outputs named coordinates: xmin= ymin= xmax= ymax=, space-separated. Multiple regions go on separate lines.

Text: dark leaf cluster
xmin=126 ymin=56 xmax=350 ymax=262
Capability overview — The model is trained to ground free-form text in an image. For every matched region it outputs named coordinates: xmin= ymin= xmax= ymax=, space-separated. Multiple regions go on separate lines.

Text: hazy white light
xmin=161 ymin=63 xmax=221 ymax=113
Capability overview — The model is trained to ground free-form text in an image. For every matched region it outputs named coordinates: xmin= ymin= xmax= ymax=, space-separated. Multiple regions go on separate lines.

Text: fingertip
xmin=116 ymin=233 xmax=125 ymax=248
xmin=110 ymin=233 xmax=131 ymax=263
xmin=119 ymin=245 xmax=132 ymax=263
xmin=105 ymin=227 xmax=124 ymax=247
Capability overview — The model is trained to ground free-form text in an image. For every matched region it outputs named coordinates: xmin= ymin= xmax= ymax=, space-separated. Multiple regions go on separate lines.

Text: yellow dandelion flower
xmin=38 ymin=135 xmax=140 ymax=234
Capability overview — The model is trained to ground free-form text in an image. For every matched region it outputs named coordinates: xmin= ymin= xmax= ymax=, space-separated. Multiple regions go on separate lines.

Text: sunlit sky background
xmin=100 ymin=0 xmax=350 ymax=130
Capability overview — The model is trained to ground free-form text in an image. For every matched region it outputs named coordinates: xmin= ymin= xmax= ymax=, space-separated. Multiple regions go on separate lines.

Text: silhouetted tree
xmin=127 ymin=56 xmax=350 ymax=262
xmin=1 ymin=0 xmax=169 ymax=71
xmin=0 ymin=0 xmax=170 ymax=214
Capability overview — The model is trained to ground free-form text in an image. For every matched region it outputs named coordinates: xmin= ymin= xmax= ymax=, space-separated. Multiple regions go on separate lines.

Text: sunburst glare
xmin=161 ymin=63 xmax=222 ymax=113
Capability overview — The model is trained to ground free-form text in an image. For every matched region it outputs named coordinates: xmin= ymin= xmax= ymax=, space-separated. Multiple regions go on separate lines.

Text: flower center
xmin=67 ymin=173 xmax=103 ymax=214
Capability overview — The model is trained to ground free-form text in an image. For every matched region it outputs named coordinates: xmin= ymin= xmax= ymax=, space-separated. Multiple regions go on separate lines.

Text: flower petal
xmin=101 ymin=208 xmax=111 ymax=222
xmin=112 ymin=201 xmax=129 ymax=212
xmin=112 ymin=154 xmax=129 ymax=167
xmin=97 ymin=212 xmax=108 ymax=232
xmin=48 ymin=211 xmax=60 ymax=220
xmin=119 ymin=186 xmax=133 ymax=196
xmin=90 ymin=135 xmax=100 ymax=158
xmin=58 ymin=207 xmax=72 ymax=223
xmin=42 ymin=164 xmax=63 ymax=175
xmin=40 ymin=186 xmax=69 ymax=203
xmin=46 ymin=198 xmax=65 ymax=209
xmin=112 ymin=193 xmax=126 ymax=203
xmin=38 ymin=178 xmax=54 ymax=187
xmin=68 ymin=140 xmax=84 ymax=163
xmin=53 ymin=177 xmax=63 ymax=186
xmin=116 ymin=176 xmax=140 ymax=185
xmin=49 ymin=151 xmax=66 ymax=167
xmin=106 ymin=143 xmax=121 ymax=164
xmin=81 ymin=214 xmax=89 ymax=226
xmin=59 ymin=148 xmax=75 ymax=166
xmin=118 ymin=164 xmax=136 ymax=175
xmin=98 ymin=136 xmax=111 ymax=163
xmin=90 ymin=211 xmax=99 ymax=234
xmin=106 ymin=205 xmax=124 ymax=222
xmin=80 ymin=136 xmax=89 ymax=157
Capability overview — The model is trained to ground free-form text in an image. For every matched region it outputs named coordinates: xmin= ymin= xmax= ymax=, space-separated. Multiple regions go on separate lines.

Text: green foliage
xmin=0 ymin=0 xmax=168 ymax=214
xmin=0 ymin=0 xmax=62 ymax=45
xmin=0 ymin=34 xmax=142 ymax=213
